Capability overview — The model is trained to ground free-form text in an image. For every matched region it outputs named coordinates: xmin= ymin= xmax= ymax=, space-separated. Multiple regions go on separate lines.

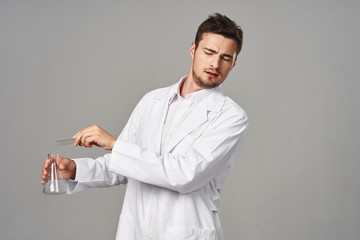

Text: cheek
xmin=195 ymin=53 xmax=210 ymax=63
xmin=193 ymin=57 xmax=206 ymax=70
xmin=220 ymin=63 xmax=232 ymax=73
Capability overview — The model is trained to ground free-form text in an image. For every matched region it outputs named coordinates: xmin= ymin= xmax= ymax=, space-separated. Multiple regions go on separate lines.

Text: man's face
xmin=190 ymin=32 xmax=238 ymax=89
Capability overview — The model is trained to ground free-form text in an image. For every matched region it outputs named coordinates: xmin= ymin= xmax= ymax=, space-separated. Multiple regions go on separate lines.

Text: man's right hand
xmin=41 ymin=156 xmax=77 ymax=184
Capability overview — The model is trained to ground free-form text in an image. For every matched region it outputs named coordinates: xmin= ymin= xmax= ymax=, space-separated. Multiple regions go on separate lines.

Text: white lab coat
xmin=66 ymin=81 xmax=248 ymax=240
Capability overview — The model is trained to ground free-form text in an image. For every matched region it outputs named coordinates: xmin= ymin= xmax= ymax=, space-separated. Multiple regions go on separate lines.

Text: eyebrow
xmin=203 ymin=47 xmax=234 ymax=59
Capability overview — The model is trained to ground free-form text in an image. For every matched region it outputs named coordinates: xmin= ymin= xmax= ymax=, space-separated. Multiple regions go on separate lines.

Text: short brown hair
xmin=195 ymin=13 xmax=243 ymax=55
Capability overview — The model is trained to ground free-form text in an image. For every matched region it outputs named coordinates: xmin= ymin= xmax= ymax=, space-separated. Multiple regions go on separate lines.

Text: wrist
xmin=70 ymin=160 xmax=77 ymax=180
xmin=110 ymin=137 xmax=117 ymax=150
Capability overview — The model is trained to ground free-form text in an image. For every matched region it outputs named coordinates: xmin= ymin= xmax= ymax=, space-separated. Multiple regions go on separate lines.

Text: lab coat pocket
xmin=115 ymin=215 xmax=135 ymax=240
xmin=164 ymin=226 xmax=216 ymax=240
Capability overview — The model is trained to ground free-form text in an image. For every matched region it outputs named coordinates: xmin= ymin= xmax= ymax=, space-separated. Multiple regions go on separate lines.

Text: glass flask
xmin=43 ymin=153 xmax=66 ymax=195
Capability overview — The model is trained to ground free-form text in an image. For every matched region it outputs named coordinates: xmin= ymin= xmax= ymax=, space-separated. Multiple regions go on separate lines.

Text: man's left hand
xmin=73 ymin=125 xmax=116 ymax=150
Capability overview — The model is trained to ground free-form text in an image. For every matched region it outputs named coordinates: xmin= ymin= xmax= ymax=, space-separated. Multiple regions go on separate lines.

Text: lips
xmin=205 ymin=70 xmax=219 ymax=77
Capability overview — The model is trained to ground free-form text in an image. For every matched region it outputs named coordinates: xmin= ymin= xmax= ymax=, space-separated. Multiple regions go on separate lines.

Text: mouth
xmin=205 ymin=70 xmax=219 ymax=78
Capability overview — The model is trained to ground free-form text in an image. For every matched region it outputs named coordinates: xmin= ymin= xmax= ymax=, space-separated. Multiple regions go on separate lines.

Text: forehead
xmin=198 ymin=32 xmax=238 ymax=55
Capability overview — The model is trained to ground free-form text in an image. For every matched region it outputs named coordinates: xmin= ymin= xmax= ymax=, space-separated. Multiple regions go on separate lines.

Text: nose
xmin=210 ymin=55 xmax=221 ymax=69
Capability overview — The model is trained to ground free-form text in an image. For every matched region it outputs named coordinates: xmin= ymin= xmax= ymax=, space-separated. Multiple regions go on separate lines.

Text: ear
xmin=231 ymin=56 xmax=237 ymax=70
xmin=190 ymin=42 xmax=196 ymax=59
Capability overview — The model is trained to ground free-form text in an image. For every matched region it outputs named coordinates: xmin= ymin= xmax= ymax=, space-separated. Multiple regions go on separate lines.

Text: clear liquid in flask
xmin=43 ymin=153 xmax=66 ymax=195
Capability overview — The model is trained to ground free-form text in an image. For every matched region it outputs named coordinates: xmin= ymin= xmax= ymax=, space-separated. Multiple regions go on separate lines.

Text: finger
xmin=73 ymin=126 xmax=95 ymax=146
xmin=84 ymin=135 xmax=97 ymax=148
xmin=41 ymin=159 xmax=50 ymax=183
xmin=80 ymin=132 xmax=88 ymax=147
xmin=74 ymin=131 xmax=86 ymax=146
xmin=83 ymin=136 xmax=93 ymax=148
xmin=81 ymin=131 xmax=96 ymax=148
xmin=59 ymin=158 xmax=70 ymax=170
xmin=41 ymin=158 xmax=51 ymax=178
xmin=73 ymin=127 xmax=89 ymax=146
xmin=73 ymin=130 xmax=83 ymax=146
xmin=73 ymin=125 xmax=103 ymax=147
xmin=72 ymin=129 xmax=82 ymax=143
xmin=43 ymin=158 xmax=50 ymax=169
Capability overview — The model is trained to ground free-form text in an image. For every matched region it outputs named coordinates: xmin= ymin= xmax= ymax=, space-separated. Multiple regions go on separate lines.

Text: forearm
xmin=66 ymin=153 xmax=127 ymax=194
xmin=109 ymin=119 xmax=247 ymax=193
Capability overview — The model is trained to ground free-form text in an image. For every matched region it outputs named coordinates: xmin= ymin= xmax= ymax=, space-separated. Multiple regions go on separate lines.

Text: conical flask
xmin=43 ymin=153 xmax=66 ymax=195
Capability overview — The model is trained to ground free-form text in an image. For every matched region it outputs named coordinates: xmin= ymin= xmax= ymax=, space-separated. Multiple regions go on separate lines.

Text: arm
xmin=41 ymin=154 xmax=127 ymax=194
xmin=62 ymin=98 xmax=145 ymax=193
xmin=109 ymin=110 xmax=248 ymax=193
xmin=66 ymin=154 xmax=127 ymax=194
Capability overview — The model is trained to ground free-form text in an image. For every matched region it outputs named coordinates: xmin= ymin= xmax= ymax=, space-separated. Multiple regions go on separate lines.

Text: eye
xmin=204 ymin=51 xmax=212 ymax=55
xmin=222 ymin=56 xmax=232 ymax=62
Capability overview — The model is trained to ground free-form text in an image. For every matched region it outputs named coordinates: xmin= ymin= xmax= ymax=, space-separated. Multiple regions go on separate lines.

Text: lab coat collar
xmin=154 ymin=76 xmax=226 ymax=113
xmin=153 ymin=77 xmax=227 ymax=152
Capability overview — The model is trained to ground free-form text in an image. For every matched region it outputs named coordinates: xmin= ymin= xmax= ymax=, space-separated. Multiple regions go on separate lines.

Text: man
xmin=41 ymin=13 xmax=248 ymax=240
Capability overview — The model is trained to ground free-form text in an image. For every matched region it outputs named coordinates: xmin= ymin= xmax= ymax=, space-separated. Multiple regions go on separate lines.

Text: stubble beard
xmin=192 ymin=68 xmax=219 ymax=89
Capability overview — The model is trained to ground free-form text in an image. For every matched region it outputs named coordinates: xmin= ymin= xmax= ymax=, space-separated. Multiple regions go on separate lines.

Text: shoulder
xmin=141 ymin=84 xmax=176 ymax=101
xmin=223 ymin=96 xmax=247 ymax=120
xmin=207 ymin=90 xmax=248 ymax=131
xmin=208 ymin=87 xmax=247 ymax=121
xmin=222 ymin=96 xmax=248 ymax=129
xmin=134 ymin=84 xmax=176 ymax=112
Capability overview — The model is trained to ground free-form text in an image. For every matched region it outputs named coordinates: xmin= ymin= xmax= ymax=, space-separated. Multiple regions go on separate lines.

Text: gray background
xmin=1 ymin=0 xmax=359 ymax=239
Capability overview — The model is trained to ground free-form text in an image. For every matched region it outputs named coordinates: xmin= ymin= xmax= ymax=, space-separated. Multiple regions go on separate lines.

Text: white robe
xmin=66 ymin=81 xmax=248 ymax=240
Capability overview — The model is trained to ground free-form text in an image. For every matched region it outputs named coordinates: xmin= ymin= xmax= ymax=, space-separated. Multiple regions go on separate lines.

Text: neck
xmin=180 ymin=69 xmax=202 ymax=98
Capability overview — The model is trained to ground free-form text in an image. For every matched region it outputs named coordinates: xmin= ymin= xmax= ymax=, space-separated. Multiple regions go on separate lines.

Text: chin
xmin=192 ymin=70 xmax=222 ymax=89
xmin=198 ymin=79 xmax=219 ymax=89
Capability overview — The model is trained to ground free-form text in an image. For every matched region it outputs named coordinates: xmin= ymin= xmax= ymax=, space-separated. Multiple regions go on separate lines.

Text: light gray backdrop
xmin=1 ymin=0 xmax=359 ymax=239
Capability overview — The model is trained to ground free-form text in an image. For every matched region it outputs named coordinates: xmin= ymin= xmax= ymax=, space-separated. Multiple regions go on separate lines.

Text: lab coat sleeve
xmin=65 ymin=153 xmax=128 ymax=194
xmin=65 ymin=95 xmax=146 ymax=194
xmin=108 ymin=109 xmax=248 ymax=193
